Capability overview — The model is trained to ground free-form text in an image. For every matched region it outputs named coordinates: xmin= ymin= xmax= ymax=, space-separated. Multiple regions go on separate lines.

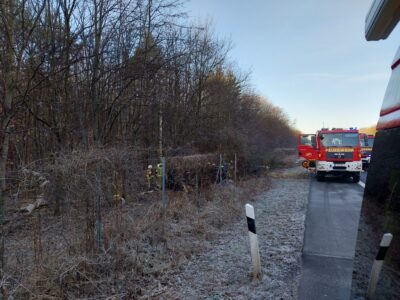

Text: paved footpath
xmin=298 ymin=176 xmax=364 ymax=300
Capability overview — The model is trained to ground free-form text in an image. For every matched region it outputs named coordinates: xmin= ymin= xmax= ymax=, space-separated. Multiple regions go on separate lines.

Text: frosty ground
xmin=3 ymin=162 xmax=309 ymax=299
xmin=160 ymin=166 xmax=309 ymax=299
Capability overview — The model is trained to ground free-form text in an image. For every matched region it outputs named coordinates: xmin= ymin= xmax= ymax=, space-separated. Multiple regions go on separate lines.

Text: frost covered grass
xmin=3 ymin=169 xmax=272 ymax=298
xmin=162 ymin=167 xmax=309 ymax=299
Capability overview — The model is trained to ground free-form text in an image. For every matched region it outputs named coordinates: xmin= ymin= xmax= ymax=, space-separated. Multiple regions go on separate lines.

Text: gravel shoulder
xmin=352 ymin=198 xmax=400 ymax=299
xmin=164 ymin=167 xmax=310 ymax=299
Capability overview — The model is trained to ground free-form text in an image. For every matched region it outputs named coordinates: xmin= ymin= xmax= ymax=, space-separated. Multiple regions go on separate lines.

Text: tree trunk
xmin=0 ymin=0 xmax=16 ymax=270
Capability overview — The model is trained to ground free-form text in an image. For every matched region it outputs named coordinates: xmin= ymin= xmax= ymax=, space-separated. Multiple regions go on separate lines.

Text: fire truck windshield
xmin=360 ymin=138 xmax=367 ymax=147
xmin=300 ymin=135 xmax=316 ymax=147
xmin=320 ymin=133 xmax=359 ymax=147
xmin=368 ymin=137 xmax=374 ymax=147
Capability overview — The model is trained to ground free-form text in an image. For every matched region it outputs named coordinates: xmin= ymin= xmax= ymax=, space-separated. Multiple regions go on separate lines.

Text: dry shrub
xmin=3 ymin=148 xmax=271 ymax=299
xmin=168 ymin=153 xmax=218 ymax=172
xmin=45 ymin=148 xmax=145 ymax=209
xmin=167 ymin=153 xmax=220 ymax=189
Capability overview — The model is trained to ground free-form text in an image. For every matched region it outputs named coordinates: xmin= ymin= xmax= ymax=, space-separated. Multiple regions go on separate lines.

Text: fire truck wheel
xmin=352 ymin=173 xmax=360 ymax=183
xmin=316 ymin=172 xmax=325 ymax=182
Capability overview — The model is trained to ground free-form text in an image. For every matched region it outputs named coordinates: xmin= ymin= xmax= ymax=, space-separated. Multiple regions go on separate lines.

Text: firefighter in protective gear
xmin=156 ymin=163 xmax=163 ymax=189
xmin=146 ymin=165 xmax=154 ymax=190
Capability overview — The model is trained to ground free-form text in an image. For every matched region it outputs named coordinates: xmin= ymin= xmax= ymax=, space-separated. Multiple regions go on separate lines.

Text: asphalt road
xmin=360 ymin=171 xmax=367 ymax=183
xmin=298 ymin=173 xmax=366 ymax=300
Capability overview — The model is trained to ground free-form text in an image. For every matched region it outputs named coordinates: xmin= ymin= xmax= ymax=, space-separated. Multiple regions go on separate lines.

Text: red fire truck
xmin=298 ymin=128 xmax=363 ymax=182
xmin=359 ymin=133 xmax=372 ymax=169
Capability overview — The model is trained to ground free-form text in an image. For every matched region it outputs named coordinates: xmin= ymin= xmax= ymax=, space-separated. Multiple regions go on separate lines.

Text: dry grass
xmin=2 ymin=149 xmax=271 ymax=299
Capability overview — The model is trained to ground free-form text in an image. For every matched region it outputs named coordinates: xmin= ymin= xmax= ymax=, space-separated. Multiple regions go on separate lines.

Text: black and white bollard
xmin=367 ymin=233 xmax=393 ymax=300
xmin=245 ymin=204 xmax=262 ymax=279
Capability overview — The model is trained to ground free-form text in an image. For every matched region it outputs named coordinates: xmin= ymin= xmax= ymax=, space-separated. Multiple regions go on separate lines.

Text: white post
xmin=367 ymin=233 xmax=393 ymax=300
xmin=245 ymin=204 xmax=262 ymax=279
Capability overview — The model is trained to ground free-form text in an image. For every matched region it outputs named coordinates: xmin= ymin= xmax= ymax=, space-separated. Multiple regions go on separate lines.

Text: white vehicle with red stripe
xmin=366 ymin=0 xmax=400 ymax=130
xmin=354 ymin=2 xmax=400 ymax=298
xmin=363 ymin=0 xmax=400 ymax=194
xmin=376 ymin=47 xmax=400 ymax=130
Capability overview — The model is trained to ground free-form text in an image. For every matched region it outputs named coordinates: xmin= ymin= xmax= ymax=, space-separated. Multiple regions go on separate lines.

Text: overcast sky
xmin=186 ymin=0 xmax=400 ymax=133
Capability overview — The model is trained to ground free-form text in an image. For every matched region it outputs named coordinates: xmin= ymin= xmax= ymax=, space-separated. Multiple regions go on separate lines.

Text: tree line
xmin=0 ymin=0 xmax=296 ymax=221
xmin=0 ymin=0 xmax=297 ymax=293
xmin=0 ymin=0 xmax=295 ymax=186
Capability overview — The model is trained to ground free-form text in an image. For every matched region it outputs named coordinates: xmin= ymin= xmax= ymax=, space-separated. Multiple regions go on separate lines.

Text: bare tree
xmin=0 ymin=0 xmax=46 ymax=269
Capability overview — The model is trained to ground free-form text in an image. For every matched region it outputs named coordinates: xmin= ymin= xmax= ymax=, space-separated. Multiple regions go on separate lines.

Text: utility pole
xmin=159 ymin=105 xmax=163 ymax=159
xmin=234 ymin=153 xmax=237 ymax=183
xmin=161 ymin=157 xmax=167 ymax=212
xmin=95 ymin=166 xmax=103 ymax=252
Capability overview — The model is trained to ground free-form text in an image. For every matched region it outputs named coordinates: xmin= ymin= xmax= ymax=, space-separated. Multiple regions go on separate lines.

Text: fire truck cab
xmin=360 ymin=133 xmax=372 ymax=169
xmin=298 ymin=128 xmax=363 ymax=182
